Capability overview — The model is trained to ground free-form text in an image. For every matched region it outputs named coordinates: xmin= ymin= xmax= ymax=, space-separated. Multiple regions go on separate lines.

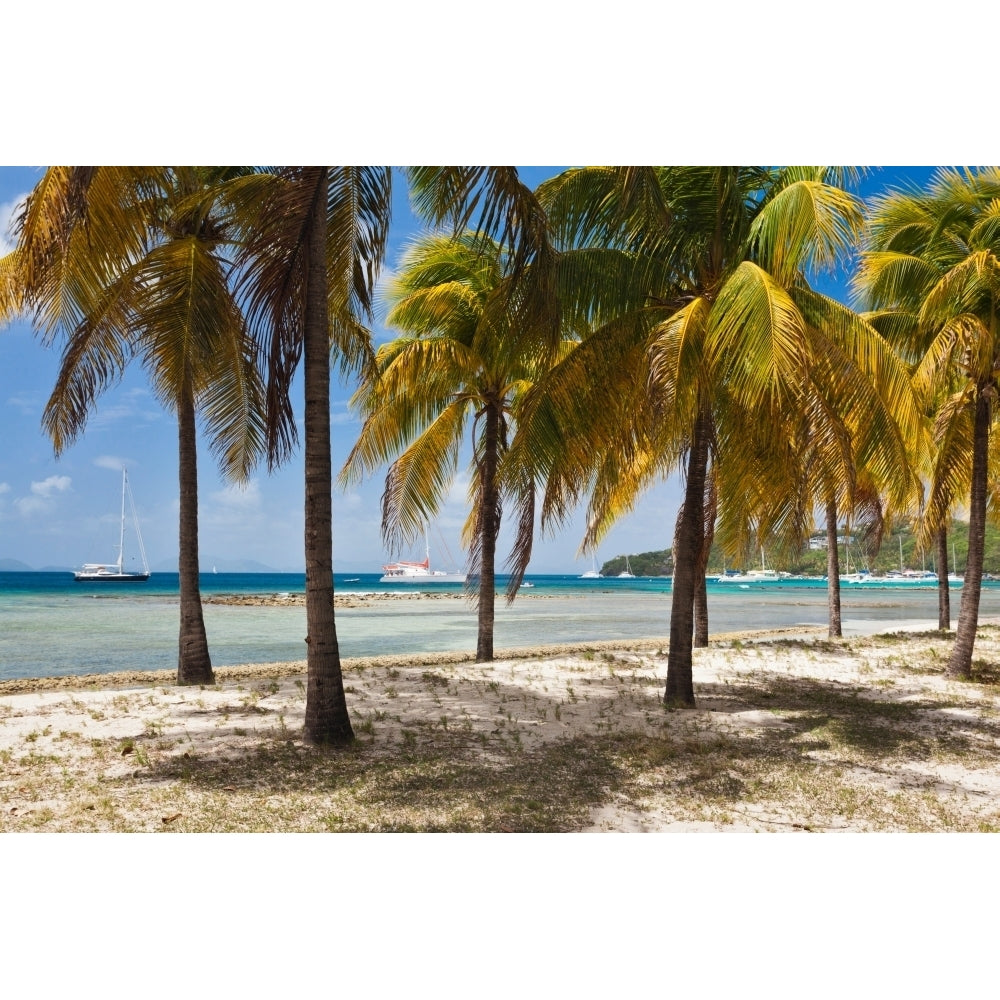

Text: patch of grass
xmin=969 ymin=660 xmax=1000 ymax=686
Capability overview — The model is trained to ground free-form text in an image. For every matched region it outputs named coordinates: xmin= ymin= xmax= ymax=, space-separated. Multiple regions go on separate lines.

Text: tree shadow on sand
xmin=103 ymin=654 xmax=1000 ymax=832
xmin=124 ymin=731 xmax=634 ymax=831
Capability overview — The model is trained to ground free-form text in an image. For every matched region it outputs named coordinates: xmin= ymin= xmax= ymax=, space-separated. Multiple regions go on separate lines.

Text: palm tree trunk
xmin=948 ymin=390 xmax=990 ymax=678
xmin=935 ymin=523 xmax=951 ymax=631
xmin=693 ymin=573 xmax=709 ymax=647
xmin=176 ymin=387 xmax=214 ymax=685
xmin=693 ymin=536 xmax=710 ymax=650
xmin=695 ymin=469 xmax=717 ymax=648
xmin=302 ymin=167 xmax=354 ymax=744
xmin=476 ymin=401 xmax=501 ymax=661
xmin=825 ymin=497 xmax=842 ymax=639
xmin=665 ymin=401 xmax=710 ymax=707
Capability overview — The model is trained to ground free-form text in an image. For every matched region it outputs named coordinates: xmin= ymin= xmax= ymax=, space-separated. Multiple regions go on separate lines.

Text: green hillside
xmin=600 ymin=551 xmax=671 ymax=577
xmin=601 ymin=521 xmax=1000 ymax=578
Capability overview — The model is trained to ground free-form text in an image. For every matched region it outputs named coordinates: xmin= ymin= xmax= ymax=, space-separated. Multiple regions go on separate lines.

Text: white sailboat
xmin=74 ymin=467 xmax=150 ymax=582
xmin=580 ymin=554 xmax=602 ymax=579
xmin=379 ymin=529 xmax=466 ymax=584
xmin=618 ymin=555 xmax=635 ymax=578
xmin=713 ymin=549 xmax=790 ymax=584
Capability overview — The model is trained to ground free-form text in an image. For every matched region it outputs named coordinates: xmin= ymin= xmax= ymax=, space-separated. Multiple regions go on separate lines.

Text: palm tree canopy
xmin=229 ymin=166 xmax=392 ymax=470
xmin=341 ymin=231 xmax=554 ymax=595
xmin=528 ymin=166 xmax=921 ymax=561
xmin=10 ymin=166 xmax=266 ymax=483
xmin=856 ymin=166 xmax=1000 ymax=539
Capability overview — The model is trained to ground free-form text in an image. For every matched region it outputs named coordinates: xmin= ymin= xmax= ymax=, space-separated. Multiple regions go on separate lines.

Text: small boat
xmin=705 ymin=548 xmax=794 ymax=590
xmin=520 ymin=581 xmax=535 ymax=588
xmin=580 ymin=554 xmax=602 ymax=579
xmin=618 ymin=556 xmax=635 ymax=578
xmin=712 ymin=550 xmax=791 ymax=584
xmin=380 ymin=530 xmax=466 ymax=584
xmin=714 ymin=568 xmax=791 ymax=583
xmin=74 ymin=467 xmax=150 ymax=582
xmin=841 ymin=570 xmax=953 ymax=588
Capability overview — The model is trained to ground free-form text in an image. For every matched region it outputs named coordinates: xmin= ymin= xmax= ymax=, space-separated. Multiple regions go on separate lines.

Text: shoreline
xmin=6 ymin=583 xmax=995 ymax=683
xmin=0 ymin=626 xmax=836 ymax=695
xmin=3 ymin=614 xmax=979 ymax=696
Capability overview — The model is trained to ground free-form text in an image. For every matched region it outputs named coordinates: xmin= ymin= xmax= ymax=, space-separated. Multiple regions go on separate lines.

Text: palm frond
xmin=706 ymin=261 xmax=810 ymax=410
xmin=380 ymin=401 xmax=466 ymax=553
xmin=750 ymin=178 xmax=864 ymax=285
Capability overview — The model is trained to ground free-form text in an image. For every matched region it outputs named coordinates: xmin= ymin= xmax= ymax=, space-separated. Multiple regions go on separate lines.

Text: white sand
xmin=3 ymin=626 xmax=1000 ymax=831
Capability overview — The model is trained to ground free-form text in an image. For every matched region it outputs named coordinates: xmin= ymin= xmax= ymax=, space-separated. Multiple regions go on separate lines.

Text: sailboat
xmin=712 ymin=548 xmax=789 ymax=584
xmin=618 ymin=555 xmax=635 ymax=578
xmin=74 ymin=467 xmax=151 ymax=582
xmin=379 ymin=529 xmax=466 ymax=584
xmin=580 ymin=554 xmax=602 ymax=579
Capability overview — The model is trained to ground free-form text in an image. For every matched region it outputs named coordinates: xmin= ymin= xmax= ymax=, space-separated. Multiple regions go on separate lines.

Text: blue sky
xmin=0 ymin=166 xmax=945 ymax=572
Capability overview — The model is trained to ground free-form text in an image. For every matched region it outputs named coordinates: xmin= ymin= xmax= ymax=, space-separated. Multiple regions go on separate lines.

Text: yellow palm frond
xmin=911 ymin=314 xmax=985 ymax=397
xmin=707 ymin=261 xmax=809 ymax=410
xmin=380 ymin=401 xmax=467 ymax=552
xmin=647 ymin=296 xmax=710 ymax=413
xmin=750 ymin=179 xmax=864 ymax=285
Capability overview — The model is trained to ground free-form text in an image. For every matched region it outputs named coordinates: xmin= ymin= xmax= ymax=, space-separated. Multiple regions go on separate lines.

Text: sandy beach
xmin=3 ymin=619 xmax=1000 ymax=832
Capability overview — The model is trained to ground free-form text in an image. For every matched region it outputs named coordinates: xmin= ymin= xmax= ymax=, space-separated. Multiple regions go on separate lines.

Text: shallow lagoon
xmin=2 ymin=571 xmax=997 ymax=680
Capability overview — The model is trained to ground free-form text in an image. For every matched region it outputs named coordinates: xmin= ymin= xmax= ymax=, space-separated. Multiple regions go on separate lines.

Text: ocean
xmin=2 ymin=570 xmax=998 ymax=682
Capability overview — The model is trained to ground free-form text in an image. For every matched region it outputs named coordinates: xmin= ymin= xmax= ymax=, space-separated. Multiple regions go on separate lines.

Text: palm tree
xmin=535 ymin=166 xmax=920 ymax=705
xmin=6 ymin=166 xmax=265 ymax=685
xmin=857 ymin=167 xmax=1000 ymax=677
xmin=232 ymin=166 xmax=391 ymax=743
xmin=341 ymin=231 xmax=550 ymax=661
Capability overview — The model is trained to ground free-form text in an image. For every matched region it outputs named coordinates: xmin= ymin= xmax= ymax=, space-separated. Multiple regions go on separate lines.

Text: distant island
xmin=599 ymin=551 xmax=671 ymax=577
xmin=0 ymin=558 xmax=35 ymax=572
xmin=602 ymin=519 xmax=1000 ymax=578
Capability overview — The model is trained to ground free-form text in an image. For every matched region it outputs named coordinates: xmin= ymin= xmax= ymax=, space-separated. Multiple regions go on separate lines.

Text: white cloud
xmin=0 ymin=482 xmax=9 ymax=494
xmin=94 ymin=455 xmax=127 ymax=471
xmin=87 ymin=388 xmax=160 ymax=430
xmin=12 ymin=476 xmax=72 ymax=517
xmin=5 ymin=391 xmax=44 ymax=417
xmin=0 ymin=193 xmax=27 ymax=254
xmin=14 ymin=496 xmax=46 ymax=516
xmin=209 ymin=480 xmax=262 ymax=510
xmin=30 ymin=475 xmax=72 ymax=498
xmin=447 ymin=470 xmax=472 ymax=508
xmin=89 ymin=403 xmax=156 ymax=429
xmin=330 ymin=407 xmax=359 ymax=427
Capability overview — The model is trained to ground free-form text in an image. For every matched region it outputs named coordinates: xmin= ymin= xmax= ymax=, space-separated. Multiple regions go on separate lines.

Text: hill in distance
xmin=601 ymin=519 xmax=1000 ymax=577
xmin=0 ymin=558 xmax=34 ymax=571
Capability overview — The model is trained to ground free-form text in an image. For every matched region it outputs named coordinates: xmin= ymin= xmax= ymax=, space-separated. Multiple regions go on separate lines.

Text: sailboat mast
xmin=118 ymin=467 xmax=127 ymax=573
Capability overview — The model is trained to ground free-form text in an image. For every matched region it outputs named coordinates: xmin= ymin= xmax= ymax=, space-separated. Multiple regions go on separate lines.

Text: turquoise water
xmin=1 ymin=571 xmax=997 ymax=681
